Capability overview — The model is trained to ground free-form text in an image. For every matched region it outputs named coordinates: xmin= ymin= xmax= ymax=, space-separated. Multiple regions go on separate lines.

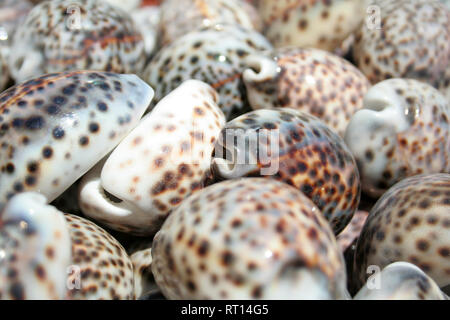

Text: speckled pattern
xmin=143 ymin=24 xmax=273 ymax=120
xmin=255 ymin=0 xmax=365 ymax=51
xmin=131 ymin=248 xmax=156 ymax=299
xmin=0 ymin=70 xmax=154 ymax=210
xmin=345 ymin=79 xmax=449 ymax=197
xmin=353 ymin=0 xmax=450 ymax=101
xmin=353 ymin=174 xmax=450 ymax=291
xmin=78 ymin=80 xmax=225 ymax=236
xmin=9 ymin=0 xmax=146 ymax=83
xmin=212 ymin=108 xmax=361 ymax=234
xmin=0 ymin=193 xmax=71 ymax=300
xmin=152 ymin=178 xmax=349 ymax=299
xmin=65 ymin=214 xmax=134 ymax=300
xmin=243 ymin=47 xmax=370 ymax=136
xmin=354 ymin=262 xmax=448 ymax=300
xmin=337 ymin=210 xmax=368 ymax=252
xmin=159 ymin=0 xmax=262 ymax=46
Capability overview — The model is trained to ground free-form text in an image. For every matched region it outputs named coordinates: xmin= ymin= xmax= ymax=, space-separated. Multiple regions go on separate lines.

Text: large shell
xmin=159 ymin=0 xmax=262 ymax=46
xmin=0 ymin=193 xmax=71 ymax=300
xmin=9 ymin=0 xmax=146 ymax=83
xmin=143 ymin=24 xmax=273 ymax=120
xmin=255 ymin=0 xmax=366 ymax=51
xmin=352 ymin=0 xmax=450 ymax=102
xmin=243 ymin=47 xmax=370 ymax=136
xmin=0 ymin=71 xmax=154 ymax=210
xmin=212 ymin=108 xmax=361 ymax=234
xmin=152 ymin=178 xmax=349 ymax=299
xmin=78 ymin=80 xmax=225 ymax=236
xmin=344 ymin=78 xmax=449 ymax=197
xmin=353 ymin=174 xmax=450 ymax=291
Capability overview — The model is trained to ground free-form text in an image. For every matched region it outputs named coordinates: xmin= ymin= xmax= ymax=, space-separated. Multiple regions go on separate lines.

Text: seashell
xmin=212 ymin=108 xmax=361 ymax=234
xmin=255 ymin=0 xmax=366 ymax=51
xmin=0 ymin=70 xmax=154 ymax=210
xmin=337 ymin=210 xmax=368 ymax=252
xmin=65 ymin=214 xmax=134 ymax=300
xmin=9 ymin=0 xmax=146 ymax=83
xmin=158 ymin=0 xmax=262 ymax=46
xmin=143 ymin=24 xmax=273 ymax=120
xmin=131 ymin=248 xmax=158 ymax=299
xmin=344 ymin=78 xmax=449 ymax=198
xmin=353 ymin=174 xmax=450 ymax=291
xmin=354 ymin=262 xmax=448 ymax=300
xmin=243 ymin=47 xmax=370 ymax=136
xmin=0 ymin=192 xmax=71 ymax=300
xmin=131 ymin=6 xmax=161 ymax=59
xmin=152 ymin=178 xmax=349 ymax=299
xmin=78 ymin=80 xmax=225 ymax=236
xmin=352 ymin=0 xmax=450 ymax=102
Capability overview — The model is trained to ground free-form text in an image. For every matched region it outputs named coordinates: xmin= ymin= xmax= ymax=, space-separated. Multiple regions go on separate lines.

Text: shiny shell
xmin=353 ymin=174 xmax=450 ymax=291
xmin=212 ymin=108 xmax=361 ymax=234
xmin=0 ymin=71 xmax=153 ymax=210
xmin=243 ymin=47 xmax=370 ymax=136
xmin=152 ymin=178 xmax=349 ymax=299
xmin=344 ymin=78 xmax=449 ymax=197
xmin=143 ymin=24 xmax=273 ymax=120
xmin=9 ymin=0 xmax=146 ymax=83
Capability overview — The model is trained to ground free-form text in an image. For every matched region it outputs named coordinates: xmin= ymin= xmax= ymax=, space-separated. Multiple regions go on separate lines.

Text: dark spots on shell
xmin=46 ymin=105 xmax=60 ymax=115
xmin=27 ymin=162 xmax=38 ymax=173
xmin=97 ymin=102 xmax=108 ymax=112
xmin=438 ymin=247 xmax=449 ymax=257
xmin=187 ymin=281 xmax=196 ymax=292
xmin=416 ymin=239 xmax=429 ymax=252
xmin=418 ymin=199 xmax=430 ymax=209
xmin=53 ymin=96 xmax=67 ymax=105
xmin=9 ymin=282 xmax=24 ymax=300
xmin=297 ymin=161 xmax=308 ymax=173
xmin=42 ymin=147 xmax=53 ymax=159
xmin=221 ymin=250 xmax=234 ymax=266
xmin=5 ymin=163 xmax=14 ymax=174
xmin=25 ymin=116 xmax=45 ymax=130
xmin=52 ymin=126 xmax=65 ymax=139
xmin=35 ymin=265 xmax=46 ymax=280
xmin=375 ymin=231 xmax=385 ymax=241
xmin=79 ymin=136 xmax=89 ymax=146
xmin=197 ymin=240 xmax=209 ymax=257
xmin=89 ymin=123 xmax=99 ymax=133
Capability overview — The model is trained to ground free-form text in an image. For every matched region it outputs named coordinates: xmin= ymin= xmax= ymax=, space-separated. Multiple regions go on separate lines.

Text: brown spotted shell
xmin=353 ymin=0 xmax=450 ymax=101
xmin=344 ymin=78 xmax=450 ymax=198
xmin=353 ymin=174 xmax=450 ymax=291
xmin=243 ymin=47 xmax=371 ymax=136
xmin=152 ymin=178 xmax=349 ymax=299
xmin=9 ymin=0 xmax=146 ymax=83
xmin=255 ymin=0 xmax=366 ymax=51
xmin=158 ymin=0 xmax=262 ymax=46
xmin=65 ymin=214 xmax=134 ymax=300
xmin=212 ymin=108 xmax=361 ymax=234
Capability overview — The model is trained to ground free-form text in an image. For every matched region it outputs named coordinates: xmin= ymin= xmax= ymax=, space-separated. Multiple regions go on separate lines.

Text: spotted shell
xmin=143 ymin=24 xmax=273 ymax=120
xmin=354 ymin=262 xmax=448 ymax=300
xmin=152 ymin=178 xmax=349 ymax=299
xmin=65 ymin=214 xmax=134 ymax=300
xmin=243 ymin=47 xmax=370 ymax=136
xmin=131 ymin=248 xmax=157 ymax=299
xmin=9 ymin=0 xmax=146 ymax=83
xmin=255 ymin=0 xmax=366 ymax=51
xmin=344 ymin=78 xmax=450 ymax=198
xmin=212 ymin=108 xmax=361 ymax=234
xmin=158 ymin=0 xmax=262 ymax=46
xmin=352 ymin=0 xmax=450 ymax=102
xmin=78 ymin=80 xmax=225 ymax=236
xmin=353 ymin=174 xmax=450 ymax=291
xmin=337 ymin=210 xmax=368 ymax=252
xmin=0 ymin=192 xmax=71 ymax=300
xmin=0 ymin=71 xmax=154 ymax=210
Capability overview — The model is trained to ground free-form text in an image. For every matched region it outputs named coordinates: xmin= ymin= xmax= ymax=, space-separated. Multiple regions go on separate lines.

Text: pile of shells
xmin=0 ymin=0 xmax=449 ymax=300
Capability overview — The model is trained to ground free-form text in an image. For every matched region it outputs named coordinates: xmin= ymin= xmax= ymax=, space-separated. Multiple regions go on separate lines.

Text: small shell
xmin=65 ymin=214 xmax=134 ymax=300
xmin=243 ymin=47 xmax=370 ymax=136
xmin=353 ymin=174 xmax=450 ymax=291
xmin=352 ymin=0 xmax=450 ymax=101
xmin=9 ymin=0 xmax=146 ymax=83
xmin=143 ymin=24 xmax=273 ymax=120
xmin=212 ymin=108 xmax=361 ymax=234
xmin=337 ymin=210 xmax=369 ymax=252
xmin=255 ymin=0 xmax=366 ymax=51
xmin=158 ymin=0 xmax=262 ymax=46
xmin=344 ymin=78 xmax=449 ymax=197
xmin=78 ymin=80 xmax=225 ymax=235
xmin=152 ymin=178 xmax=349 ymax=299
xmin=131 ymin=248 xmax=157 ymax=299
xmin=354 ymin=262 xmax=448 ymax=300
xmin=0 ymin=71 xmax=154 ymax=210
xmin=0 ymin=192 xmax=71 ymax=300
